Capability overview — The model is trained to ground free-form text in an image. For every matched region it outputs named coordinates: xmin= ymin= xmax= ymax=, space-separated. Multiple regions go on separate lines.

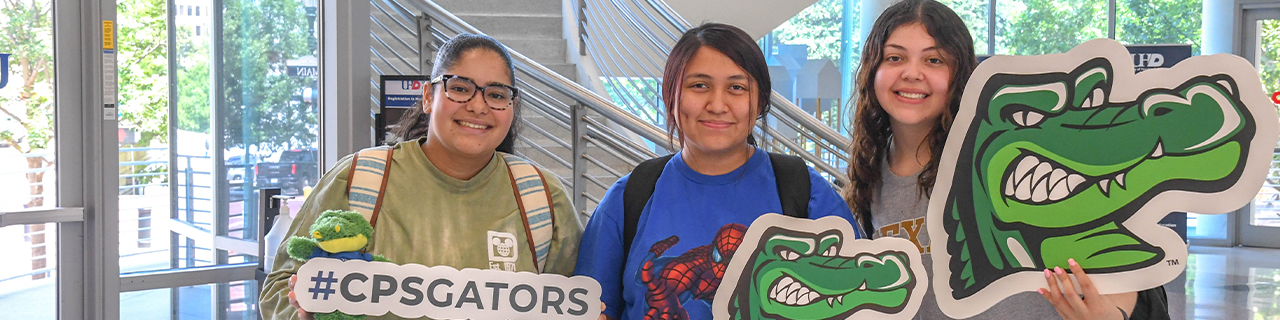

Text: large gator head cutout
xmin=713 ymin=214 xmax=927 ymax=320
xmin=926 ymin=39 xmax=1279 ymax=318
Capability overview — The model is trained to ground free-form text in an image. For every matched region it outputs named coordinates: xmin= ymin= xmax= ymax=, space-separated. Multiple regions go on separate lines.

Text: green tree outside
xmin=219 ymin=0 xmax=317 ymax=155
xmin=1116 ymin=0 xmax=1203 ymax=55
xmin=997 ymin=0 xmax=1107 ymax=55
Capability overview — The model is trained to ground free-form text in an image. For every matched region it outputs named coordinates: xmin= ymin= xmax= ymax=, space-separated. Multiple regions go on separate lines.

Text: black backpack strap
xmin=622 ymin=154 xmax=675 ymax=257
xmin=768 ymin=152 xmax=810 ymax=218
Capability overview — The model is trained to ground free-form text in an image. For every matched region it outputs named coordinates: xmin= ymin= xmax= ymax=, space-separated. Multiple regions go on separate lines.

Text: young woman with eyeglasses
xmin=259 ymin=33 xmax=582 ymax=320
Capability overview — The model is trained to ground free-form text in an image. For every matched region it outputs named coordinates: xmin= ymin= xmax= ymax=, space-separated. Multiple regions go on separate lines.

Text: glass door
xmin=0 ymin=0 xmax=60 ymax=317
xmin=1240 ymin=6 xmax=1280 ymax=249
xmin=114 ymin=0 xmax=320 ymax=318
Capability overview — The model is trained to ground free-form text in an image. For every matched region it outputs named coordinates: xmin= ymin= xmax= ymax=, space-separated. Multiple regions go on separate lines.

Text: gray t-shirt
xmin=871 ymin=160 xmax=1058 ymax=319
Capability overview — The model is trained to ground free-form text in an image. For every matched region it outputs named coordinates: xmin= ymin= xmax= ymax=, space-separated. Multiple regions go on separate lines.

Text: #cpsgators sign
xmin=294 ymin=259 xmax=603 ymax=319
xmin=927 ymin=38 xmax=1279 ymax=318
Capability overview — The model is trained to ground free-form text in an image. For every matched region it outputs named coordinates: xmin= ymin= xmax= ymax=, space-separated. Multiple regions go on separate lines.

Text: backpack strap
xmin=347 ymin=146 xmax=394 ymax=226
xmin=502 ymin=154 xmax=555 ymax=273
xmin=767 ymin=152 xmax=810 ymax=219
xmin=622 ymin=154 xmax=674 ymax=258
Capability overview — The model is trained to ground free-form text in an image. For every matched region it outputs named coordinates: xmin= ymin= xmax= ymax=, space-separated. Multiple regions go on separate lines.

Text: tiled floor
xmin=1171 ymin=246 xmax=1280 ymax=320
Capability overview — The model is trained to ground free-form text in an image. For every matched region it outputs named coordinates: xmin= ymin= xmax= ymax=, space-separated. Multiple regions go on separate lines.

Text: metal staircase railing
xmin=369 ymin=0 xmax=671 ymax=224
xmin=578 ymin=0 xmax=852 ymax=186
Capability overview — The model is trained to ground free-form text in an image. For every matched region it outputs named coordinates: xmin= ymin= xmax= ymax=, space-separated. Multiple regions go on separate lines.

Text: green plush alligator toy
xmin=287 ymin=210 xmax=390 ymax=320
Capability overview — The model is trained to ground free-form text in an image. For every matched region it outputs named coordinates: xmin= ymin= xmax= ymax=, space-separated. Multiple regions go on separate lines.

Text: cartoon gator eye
xmin=779 ymin=249 xmax=800 ymax=261
xmin=334 ymin=225 xmax=341 ymax=233
xmin=820 ymin=246 xmax=838 ymax=257
xmin=1011 ymin=110 xmax=1045 ymax=127
xmin=312 ymin=231 xmax=322 ymax=239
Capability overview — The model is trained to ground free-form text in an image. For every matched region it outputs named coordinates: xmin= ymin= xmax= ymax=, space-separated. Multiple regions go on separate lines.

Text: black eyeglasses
xmin=429 ymin=74 xmax=519 ymax=111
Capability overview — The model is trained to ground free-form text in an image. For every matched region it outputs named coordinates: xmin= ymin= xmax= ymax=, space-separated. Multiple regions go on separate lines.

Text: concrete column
xmin=858 ymin=0 xmax=899 ymax=44
xmin=1202 ymin=0 xmax=1233 ymax=55
xmin=320 ymin=0 xmax=373 ymax=170
xmin=839 ymin=0 xmax=857 ymax=134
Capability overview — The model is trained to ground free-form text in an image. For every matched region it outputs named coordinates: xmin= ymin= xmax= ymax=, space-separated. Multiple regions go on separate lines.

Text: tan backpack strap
xmin=502 ymin=154 xmax=554 ymax=273
xmin=348 ymin=146 xmax=394 ymax=225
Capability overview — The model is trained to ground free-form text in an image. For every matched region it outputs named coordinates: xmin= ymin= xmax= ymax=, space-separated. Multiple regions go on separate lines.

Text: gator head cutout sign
xmin=928 ymin=38 xmax=1279 ymax=318
xmin=713 ymin=214 xmax=927 ymax=320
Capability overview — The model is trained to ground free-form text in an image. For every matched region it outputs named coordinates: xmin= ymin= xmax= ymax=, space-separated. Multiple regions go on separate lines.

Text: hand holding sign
xmin=293 ymin=259 xmax=603 ymax=319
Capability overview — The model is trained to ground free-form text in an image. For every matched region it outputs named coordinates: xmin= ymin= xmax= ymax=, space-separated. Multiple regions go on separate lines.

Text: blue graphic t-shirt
xmin=574 ymin=148 xmax=862 ymax=320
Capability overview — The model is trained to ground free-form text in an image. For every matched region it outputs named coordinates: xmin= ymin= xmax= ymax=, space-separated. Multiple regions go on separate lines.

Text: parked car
xmin=254 ymin=148 xmax=318 ymax=195
xmin=227 ymin=155 xmax=249 ymax=201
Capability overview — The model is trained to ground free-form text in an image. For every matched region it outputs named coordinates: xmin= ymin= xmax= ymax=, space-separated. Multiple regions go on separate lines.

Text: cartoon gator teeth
xmin=766 ymin=275 xmax=878 ymax=307
xmin=727 ymin=225 xmax=918 ymax=319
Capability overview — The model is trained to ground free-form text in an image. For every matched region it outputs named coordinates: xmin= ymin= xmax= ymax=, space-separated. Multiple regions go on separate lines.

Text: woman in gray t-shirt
xmin=840 ymin=1 xmax=1141 ymax=319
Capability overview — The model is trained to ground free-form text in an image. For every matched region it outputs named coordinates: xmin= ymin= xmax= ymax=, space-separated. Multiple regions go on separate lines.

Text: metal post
xmin=578 ymin=0 xmax=588 ymax=56
xmin=1108 ymin=0 xmax=1116 ymax=39
xmin=417 ymin=14 xmax=433 ymax=74
xmin=988 ymin=0 xmax=997 ymax=55
xmin=569 ymin=104 xmax=590 ymax=225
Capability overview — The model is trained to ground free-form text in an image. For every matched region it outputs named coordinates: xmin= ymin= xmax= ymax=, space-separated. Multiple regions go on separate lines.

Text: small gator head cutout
xmin=714 ymin=214 xmax=927 ymax=320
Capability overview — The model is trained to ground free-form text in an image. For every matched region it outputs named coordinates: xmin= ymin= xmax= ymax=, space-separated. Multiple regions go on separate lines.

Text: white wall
xmin=664 ymin=0 xmax=819 ymax=39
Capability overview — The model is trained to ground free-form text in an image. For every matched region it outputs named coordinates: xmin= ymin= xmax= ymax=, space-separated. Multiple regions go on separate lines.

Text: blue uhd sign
xmin=383 ymin=79 xmax=427 ymax=108
xmin=0 ymin=53 xmax=10 ymax=89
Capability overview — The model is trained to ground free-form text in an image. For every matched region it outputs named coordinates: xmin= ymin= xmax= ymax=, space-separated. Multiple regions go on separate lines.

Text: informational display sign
xmin=713 ymin=214 xmax=927 ymax=320
xmin=928 ymin=38 xmax=1278 ymax=318
xmin=381 ymin=75 xmax=429 ymax=108
xmin=295 ymin=259 xmax=603 ymax=319
xmin=376 ymin=75 xmax=430 ymax=145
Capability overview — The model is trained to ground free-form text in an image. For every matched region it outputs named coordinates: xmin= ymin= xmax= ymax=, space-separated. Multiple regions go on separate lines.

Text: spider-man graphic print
xmin=637 ymin=224 xmax=747 ymax=320
xmin=572 ymin=150 xmax=860 ymax=320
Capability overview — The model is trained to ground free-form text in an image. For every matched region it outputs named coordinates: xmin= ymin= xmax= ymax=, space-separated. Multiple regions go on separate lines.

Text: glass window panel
xmin=121 ymin=280 xmax=257 ymax=320
xmin=1252 ymin=19 xmax=1280 ymax=228
xmin=0 ymin=225 xmax=56 ymax=320
xmin=769 ymin=0 xmax=850 ymax=62
xmin=118 ymin=0 xmax=176 ymax=274
xmin=0 ymin=0 xmax=57 ymax=317
xmin=996 ymin=0 xmax=1107 ymax=55
xmin=1116 ymin=0 xmax=1203 ymax=54
xmin=126 ymin=0 xmax=318 ymax=274
xmin=938 ymin=0 xmax=990 ymax=55
xmin=764 ymin=0 xmax=857 ymax=132
xmin=0 ymin=0 xmax=57 ymax=210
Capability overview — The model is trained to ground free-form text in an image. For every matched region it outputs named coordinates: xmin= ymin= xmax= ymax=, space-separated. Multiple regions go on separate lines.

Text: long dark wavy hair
xmin=661 ymin=23 xmax=772 ymax=148
xmin=843 ymin=0 xmax=977 ymax=236
xmin=385 ymin=33 xmax=519 ymax=153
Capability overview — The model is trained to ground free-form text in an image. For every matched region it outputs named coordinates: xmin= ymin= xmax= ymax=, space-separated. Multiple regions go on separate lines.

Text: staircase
xmin=434 ymin=0 xmax=577 ymax=81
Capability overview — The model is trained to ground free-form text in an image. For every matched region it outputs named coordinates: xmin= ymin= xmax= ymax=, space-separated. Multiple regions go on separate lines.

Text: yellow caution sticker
xmin=102 ymin=21 xmax=113 ymax=50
